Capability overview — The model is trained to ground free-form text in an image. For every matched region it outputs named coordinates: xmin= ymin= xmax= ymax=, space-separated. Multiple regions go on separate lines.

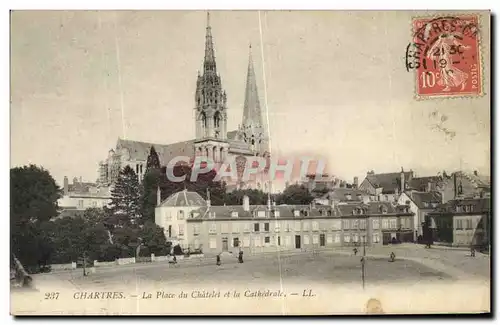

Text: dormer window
xmin=274 ymin=210 xmax=280 ymax=217
xmin=231 ymin=211 xmax=239 ymax=218
xmin=209 ymin=211 xmax=216 ymax=219
xmin=303 ymin=210 xmax=309 ymax=217
xmin=293 ymin=210 xmax=300 ymax=217
xmin=327 ymin=210 xmax=332 ymax=216
xmin=257 ymin=210 xmax=266 ymax=218
xmin=379 ymin=205 xmax=388 ymax=214
xmin=423 ymin=202 xmax=429 ymax=208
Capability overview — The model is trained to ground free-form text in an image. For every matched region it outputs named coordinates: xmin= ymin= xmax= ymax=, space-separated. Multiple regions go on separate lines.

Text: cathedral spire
xmin=242 ymin=44 xmax=263 ymax=129
xmin=204 ymin=11 xmax=216 ymax=74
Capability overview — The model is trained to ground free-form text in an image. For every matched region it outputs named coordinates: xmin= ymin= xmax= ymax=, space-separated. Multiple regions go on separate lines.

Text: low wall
xmin=50 ymin=254 xmax=207 ymax=272
xmin=93 ymin=260 xmax=116 ymax=267
xmin=50 ymin=262 xmax=76 ymax=271
xmin=116 ymin=257 xmax=136 ymax=265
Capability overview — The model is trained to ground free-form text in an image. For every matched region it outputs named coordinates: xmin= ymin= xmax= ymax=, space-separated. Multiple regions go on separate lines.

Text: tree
xmin=138 ymin=221 xmax=167 ymax=255
xmin=145 ymin=146 xmax=161 ymax=174
xmin=224 ymin=189 xmax=268 ymax=205
xmin=140 ymin=147 xmax=164 ymax=222
xmin=10 ymin=165 xmax=61 ymax=224
xmin=10 ymin=165 xmax=61 ymax=269
xmin=108 ymin=166 xmax=141 ymax=226
xmin=112 ymin=226 xmax=140 ymax=258
xmin=276 ymin=184 xmax=314 ymax=205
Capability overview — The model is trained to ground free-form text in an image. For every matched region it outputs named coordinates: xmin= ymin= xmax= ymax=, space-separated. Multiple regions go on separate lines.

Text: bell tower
xmin=194 ymin=12 xmax=229 ymax=163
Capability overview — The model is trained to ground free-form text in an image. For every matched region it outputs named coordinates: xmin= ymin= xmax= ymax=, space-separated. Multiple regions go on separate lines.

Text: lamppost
xmin=361 ymin=235 xmax=366 ymax=290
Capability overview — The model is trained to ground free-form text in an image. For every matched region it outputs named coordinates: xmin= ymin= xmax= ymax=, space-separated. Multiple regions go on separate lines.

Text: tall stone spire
xmin=242 ymin=44 xmax=263 ymax=128
xmin=240 ymin=44 xmax=267 ymax=155
xmin=203 ymin=11 xmax=216 ymax=74
xmin=194 ymin=11 xmax=228 ymax=144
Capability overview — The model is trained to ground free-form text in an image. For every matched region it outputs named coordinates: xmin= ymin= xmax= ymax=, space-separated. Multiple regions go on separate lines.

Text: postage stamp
xmin=406 ymin=15 xmax=483 ymax=98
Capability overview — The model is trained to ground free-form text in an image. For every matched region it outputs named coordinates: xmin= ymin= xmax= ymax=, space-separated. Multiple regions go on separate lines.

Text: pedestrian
xmin=353 ymin=248 xmax=358 ymax=256
xmin=216 ymin=254 xmax=221 ymax=266
xmin=173 ymin=255 xmax=177 ymax=264
xmin=470 ymin=246 xmax=476 ymax=257
xmin=389 ymin=252 xmax=395 ymax=262
xmin=238 ymin=251 xmax=244 ymax=263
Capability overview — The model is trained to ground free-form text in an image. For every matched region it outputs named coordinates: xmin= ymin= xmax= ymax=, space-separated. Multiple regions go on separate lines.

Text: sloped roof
xmin=409 ymin=176 xmax=442 ymax=191
xmin=408 ymin=191 xmax=442 ymax=209
xmin=188 ymin=201 xmax=410 ymax=221
xmin=321 ymin=188 xmax=370 ymax=202
xmin=432 ymin=198 xmax=491 ymax=214
xmin=116 ymin=138 xmax=194 ymax=166
xmin=462 ymin=172 xmax=490 ymax=188
xmin=68 ymin=182 xmax=97 ymax=193
xmin=365 ymin=172 xmax=413 ymax=194
xmin=159 ymin=190 xmax=207 ymax=207
xmin=335 ymin=201 xmax=402 ymax=216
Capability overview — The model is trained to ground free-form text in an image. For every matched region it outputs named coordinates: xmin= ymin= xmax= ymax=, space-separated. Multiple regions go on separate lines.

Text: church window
xmin=214 ymin=111 xmax=221 ymax=128
xmin=201 ymin=112 xmax=207 ymax=128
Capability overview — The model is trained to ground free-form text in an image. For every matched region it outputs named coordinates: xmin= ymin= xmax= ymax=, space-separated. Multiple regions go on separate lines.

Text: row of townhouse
xmin=155 ymin=190 xmax=414 ymax=255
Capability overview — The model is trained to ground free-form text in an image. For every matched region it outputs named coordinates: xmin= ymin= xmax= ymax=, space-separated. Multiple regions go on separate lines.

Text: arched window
xmin=201 ymin=112 xmax=207 ymax=128
xmin=214 ymin=111 xmax=221 ymax=128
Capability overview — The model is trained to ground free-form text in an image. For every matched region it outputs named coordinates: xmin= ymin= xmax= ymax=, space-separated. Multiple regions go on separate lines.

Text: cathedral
xmin=98 ymin=13 xmax=270 ymax=191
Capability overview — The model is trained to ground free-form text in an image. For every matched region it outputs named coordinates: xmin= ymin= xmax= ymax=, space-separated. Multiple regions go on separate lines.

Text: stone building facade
xmin=154 ymin=190 xmax=414 ymax=255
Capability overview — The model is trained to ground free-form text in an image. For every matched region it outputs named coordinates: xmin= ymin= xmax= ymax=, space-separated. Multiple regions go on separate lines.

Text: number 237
xmin=44 ymin=292 xmax=59 ymax=300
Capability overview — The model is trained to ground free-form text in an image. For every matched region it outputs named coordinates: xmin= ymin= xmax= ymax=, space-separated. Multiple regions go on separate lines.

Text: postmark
xmin=405 ymin=15 xmax=482 ymax=98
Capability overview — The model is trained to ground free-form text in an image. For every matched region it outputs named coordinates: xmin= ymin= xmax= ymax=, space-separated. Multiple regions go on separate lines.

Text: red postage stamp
xmin=406 ymin=15 xmax=482 ymax=98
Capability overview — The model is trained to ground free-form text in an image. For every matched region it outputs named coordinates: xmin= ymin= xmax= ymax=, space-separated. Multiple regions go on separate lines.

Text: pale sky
xmin=10 ymin=10 xmax=491 ymax=187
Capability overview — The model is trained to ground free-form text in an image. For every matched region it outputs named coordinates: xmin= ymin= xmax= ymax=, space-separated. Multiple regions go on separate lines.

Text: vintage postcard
xmin=10 ymin=10 xmax=491 ymax=315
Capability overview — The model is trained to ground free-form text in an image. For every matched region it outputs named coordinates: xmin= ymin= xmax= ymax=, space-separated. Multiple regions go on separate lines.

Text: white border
xmin=3 ymin=1 xmax=497 ymax=324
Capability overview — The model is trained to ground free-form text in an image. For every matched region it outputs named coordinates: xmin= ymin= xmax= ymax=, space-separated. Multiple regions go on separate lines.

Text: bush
xmin=99 ymin=244 xmax=122 ymax=262
xmin=138 ymin=246 xmax=151 ymax=257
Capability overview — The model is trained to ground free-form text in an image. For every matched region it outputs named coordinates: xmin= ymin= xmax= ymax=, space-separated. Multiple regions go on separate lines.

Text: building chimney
xmin=353 ymin=177 xmax=359 ymax=189
xmin=243 ymin=195 xmax=250 ymax=212
xmin=206 ymin=188 xmax=211 ymax=208
xmin=73 ymin=177 xmax=78 ymax=185
xmin=427 ymin=182 xmax=432 ymax=192
xmin=157 ymin=186 xmax=161 ymax=206
xmin=63 ymin=176 xmax=69 ymax=195
xmin=79 ymin=176 xmax=82 ymax=184
xmin=400 ymin=167 xmax=405 ymax=193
